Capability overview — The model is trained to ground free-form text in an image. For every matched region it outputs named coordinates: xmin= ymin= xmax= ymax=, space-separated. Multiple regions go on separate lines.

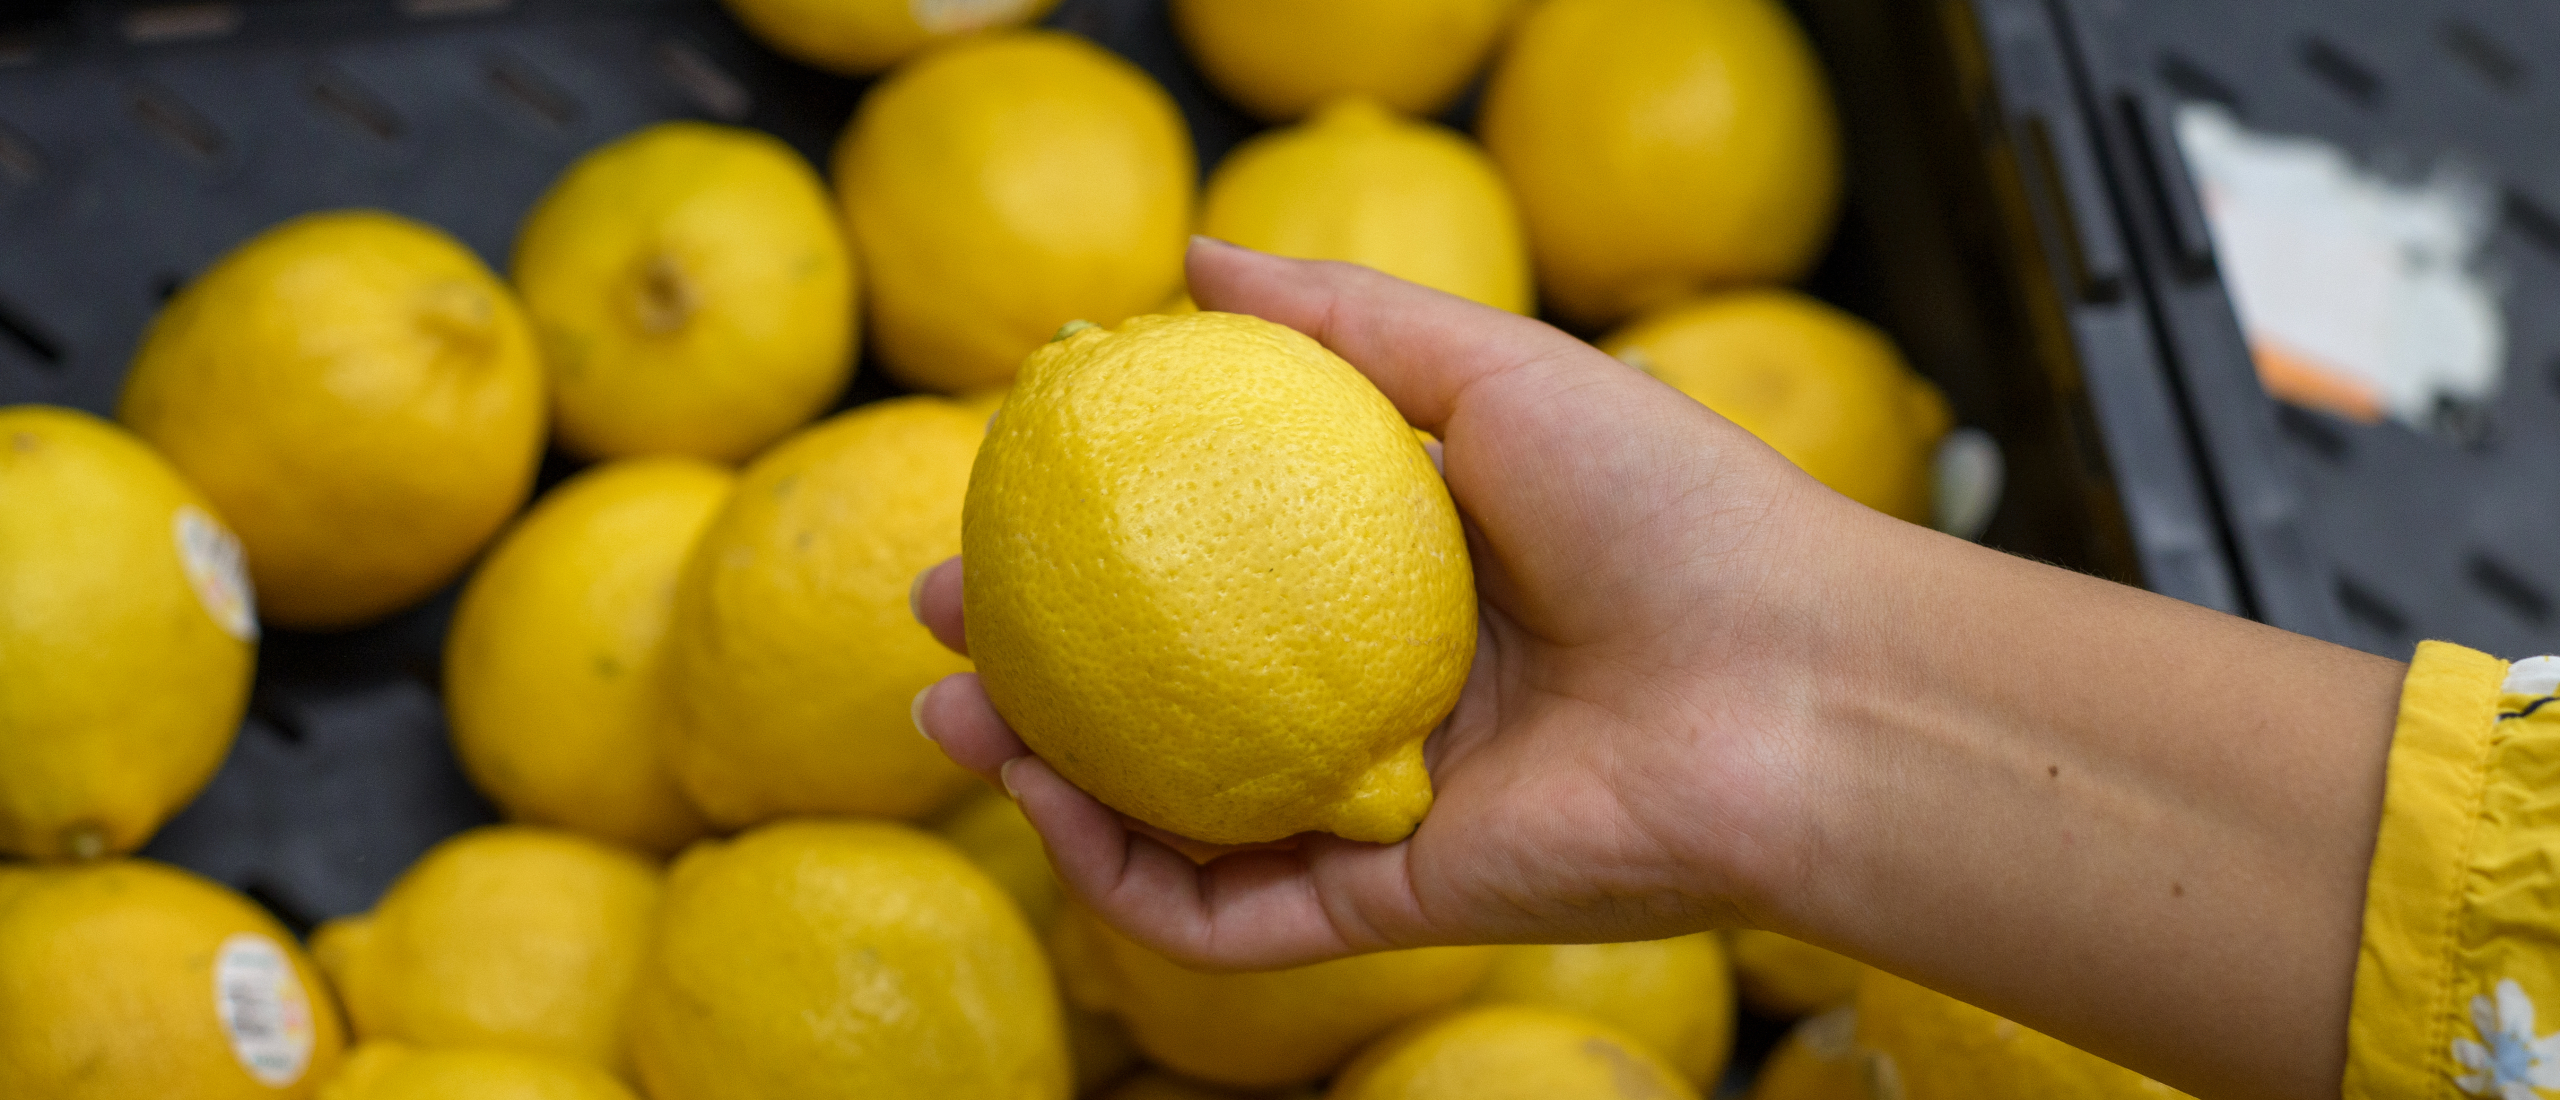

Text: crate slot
xmin=2019 ymin=114 xmax=2126 ymax=302
xmin=2299 ymin=36 xmax=2384 ymax=108
xmin=485 ymin=53 xmax=579 ymax=128
xmin=2157 ymin=51 xmax=2243 ymax=115
xmin=121 ymin=3 xmax=242 ymax=45
xmin=130 ymin=83 xmax=225 ymax=159
xmin=2273 ymin=402 xmax=2351 ymax=463
xmin=308 ymin=65 xmax=402 ymax=141
xmin=2116 ymin=93 xmax=2216 ymax=278
xmin=239 ymin=879 xmax=318 ymax=937
xmin=2503 ymin=188 xmax=2560 ymax=260
xmin=657 ymin=39 xmax=751 ymax=122
xmin=2336 ymin=574 xmax=2412 ymax=639
xmin=0 ymin=295 xmax=64 ymax=370
xmin=2469 ymin=553 xmax=2552 ymax=623
xmin=2437 ymin=18 xmax=2525 ymax=93
xmin=0 ymin=120 xmax=38 ymax=182
xmin=399 ymin=0 xmax=512 ymax=17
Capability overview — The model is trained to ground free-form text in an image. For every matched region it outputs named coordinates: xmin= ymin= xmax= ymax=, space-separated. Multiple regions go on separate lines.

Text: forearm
xmin=1755 ymin=501 xmax=2405 ymax=1100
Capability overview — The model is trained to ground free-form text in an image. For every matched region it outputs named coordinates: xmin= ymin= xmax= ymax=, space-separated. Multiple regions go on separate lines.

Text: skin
xmin=913 ymin=238 xmax=2409 ymax=1100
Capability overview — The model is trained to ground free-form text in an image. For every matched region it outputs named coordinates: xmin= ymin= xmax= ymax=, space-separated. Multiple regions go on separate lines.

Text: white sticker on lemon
xmin=174 ymin=504 xmax=257 ymax=642
xmin=910 ymin=0 xmax=1034 ymax=34
xmin=212 ymin=932 xmax=315 ymax=1087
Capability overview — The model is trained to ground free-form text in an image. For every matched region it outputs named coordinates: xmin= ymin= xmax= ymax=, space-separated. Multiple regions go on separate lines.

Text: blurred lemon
xmin=1729 ymin=930 xmax=1865 ymax=1018
xmin=445 ymin=458 xmax=730 ymax=855
xmin=1602 ymin=290 xmax=1949 ymax=524
xmin=934 ymin=787 xmax=1059 ymax=934
xmin=629 ymin=819 xmax=1068 ymax=1099
xmin=1201 ymin=97 xmax=1529 ymax=313
xmin=513 ymin=122 xmax=854 ymax=463
xmin=0 ymin=406 xmax=252 ymax=861
xmin=1170 ymin=0 xmax=1525 ymax=121
xmin=834 ymin=32 xmax=1192 ymax=392
xmin=1103 ymin=1070 xmax=1306 ymax=1100
xmin=320 ymin=1042 xmax=637 ymax=1100
xmin=719 ymin=0 xmax=1058 ymax=75
xmin=965 ymin=313 xmax=1472 ymax=845
xmin=1479 ymin=0 xmax=1840 ymax=329
xmin=0 ymin=860 xmax=344 ymax=1098
xmin=1329 ymin=1005 xmax=1698 ymax=1100
xmin=663 ymin=396 xmax=985 ymax=828
xmin=1748 ymin=1008 xmax=1865 ymax=1100
xmin=1856 ymin=972 xmax=2190 ymax=1099
xmin=312 ymin=827 xmax=657 ymax=1077
xmin=119 ymin=210 xmax=545 ymax=629
xmin=1052 ymin=902 xmax=1494 ymax=1089
xmin=1467 ymin=934 xmax=1736 ymax=1086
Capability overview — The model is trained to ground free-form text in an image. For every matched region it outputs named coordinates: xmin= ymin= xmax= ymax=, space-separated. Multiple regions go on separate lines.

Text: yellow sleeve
xmin=2345 ymin=641 xmax=2560 ymax=1100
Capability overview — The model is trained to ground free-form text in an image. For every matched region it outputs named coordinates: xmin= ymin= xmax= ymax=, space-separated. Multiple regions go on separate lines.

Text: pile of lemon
xmin=0 ymin=1 xmax=2133 ymax=1098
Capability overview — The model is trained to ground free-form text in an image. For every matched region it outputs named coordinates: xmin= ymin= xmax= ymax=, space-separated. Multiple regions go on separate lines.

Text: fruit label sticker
xmin=174 ymin=504 xmax=257 ymax=642
xmin=909 ymin=0 xmax=1033 ymax=33
xmin=212 ymin=933 xmax=315 ymax=1087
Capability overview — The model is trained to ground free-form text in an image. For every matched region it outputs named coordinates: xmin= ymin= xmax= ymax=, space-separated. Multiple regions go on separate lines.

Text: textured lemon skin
xmin=1602 ymin=291 xmax=1949 ymax=525
xmin=1170 ymin=0 xmax=1525 ymax=121
xmin=663 ymin=397 xmax=985 ymax=828
xmin=1856 ymin=973 xmax=2190 ymax=1099
xmin=1479 ymin=0 xmax=1840 ymax=329
xmin=718 ymin=0 xmax=1059 ymax=75
xmin=1329 ymin=1005 xmax=1700 ymax=1100
xmin=1054 ymin=904 xmax=1494 ymax=1089
xmin=1728 ymin=930 xmax=1865 ymax=1019
xmin=834 ymin=32 xmax=1193 ymax=393
xmin=0 ymin=860 xmax=345 ymax=1099
xmin=310 ymin=827 xmax=658 ymax=1077
xmin=1467 ymin=934 xmax=1736 ymax=1086
xmin=118 ymin=210 xmax=545 ymax=629
xmin=0 ymin=407 xmax=251 ymax=861
xmin=629 ymin=820 xmax=1069 ymax=1100
xmin=445 ymin=459 xmax=730 ymax=855
xmin=320 ymin=1043 xmax=638 ymax=1100
xmin=965 ymin=313 xmax=1474 ymax=846
xmin=513 ymin=123 xmax=854 ymax=464
xmin=1201 ymin=98 xmax=1530 ymax=314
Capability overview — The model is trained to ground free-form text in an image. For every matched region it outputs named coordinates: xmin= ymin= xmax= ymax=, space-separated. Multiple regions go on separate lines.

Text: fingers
xmin=1184 ymin=237 xmax=1597 ymax=433
xmin=913 ymin=673 xmax=1023 ymax=784
xmin=913 ymin=555 xmax=966 ymax=656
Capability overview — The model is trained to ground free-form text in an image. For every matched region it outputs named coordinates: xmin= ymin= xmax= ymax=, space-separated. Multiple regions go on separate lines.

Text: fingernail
xmin=908 ymin=569 xmax=928 ymax=622
xmin=999 ymin=758 xmax=1024 ymax=801
xmin=911 ymin=685 xmax=936 ymax=742
xmin=1189 ymin=234 xmax=1238 ymax=252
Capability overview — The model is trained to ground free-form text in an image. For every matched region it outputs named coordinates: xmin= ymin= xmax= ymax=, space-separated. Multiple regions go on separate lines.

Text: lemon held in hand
xmin=0 ymin=860 xmax=345 ymax=1099
xmin=1200 ymin=97 xmax=1530 ymax=314
xmin=119 ymin=210 xmax=546 ymax=629
xmin=514 ymin=122 xmax=854 ymax=464
xmin=964 ymin=311 xmax=1475 ymax=846
xmin=0 ymin=406 xmax=253 ymax=861
xmin=834 ymin=31 xmax=1193 ymax=393
xmin=1171 ymin=0 xmax=1526 ymax=121
xmin=720 ymin=0 xmax=1058 ymax=75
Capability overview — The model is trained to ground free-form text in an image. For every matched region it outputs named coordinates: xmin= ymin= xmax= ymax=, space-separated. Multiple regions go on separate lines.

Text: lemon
xmin=1855 ymin=973 xmax=2190 ymax=1099
xmin=934 ymin=787 xmax=1060 ymax=934
xmin=964 ymin=312 xmax=1473 ymax=845
xmin=1479 ymin=0 xmax=1840 ymax=329
xmin=834 ymin=32 xmax=1193 ymax=392
xmin=0 ymin=859 xmax=345 ymax=1098
xmin=1052 ymin=902 xmax=1494 ymax=1088
xmin=1601 ymin=291 xmax=1949 ymax=524
xmin=1467 ymin=935 xmax=1735 ymax=1086
xmin=1170 ymin=0 xmax=1525 ymax=121
xmin=718 ymin=0 xmax=1058 ymax=75
xmin=119 ymin=211 xmax=545 ymax=629
xmin=0 ymin=406 xmax=252 ymax=861
xmin=1329 ymin=1005 xmax=1699 ymax=1100
xmin=629 ymin=819 xmax=1068 ymax=1099
xmin=320 ymin=1043 xmax=637 ymax=1100
xmin=663 ymin=396 xmax=985 ymax=828
xmin=444 ymin=459 xmax=727 ymax=855
xmin=1102 ymin=1071 xmax=1300 ymax=1100
xmin=1200 ymin=97 xmax=1529 ymax=313
xmin=1747 ymin=1008 xmax=1865 ymax=1100
xmin=311 ymin=827 xmax=657 ymax=1077
xmin=1728 ymin=930 xmax=1864 ymax=1018
xmin=513 ymin=123 xmax=854 ymax=464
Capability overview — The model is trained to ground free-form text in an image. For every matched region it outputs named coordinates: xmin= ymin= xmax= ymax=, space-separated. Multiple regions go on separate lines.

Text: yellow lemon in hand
xmin=311 ymin=827 xmax=658 ymax=1077
xmin=1171 ymin=0 xmax=1526 ymax=121
xmin=1467 ymin=934 xmax=1737 ymax=1086
xmin=1602 ymin=290 xmax=1949 ymax=524
xmin=0 ymin=406 xmax=252 ymax=861
xmin=629 ymin=819 xmax=1068 ymax=1100
xmin=1480 ymin=0 xmax=1840 ymax=329
xmin=1329 ymin=1005 xmax=1699 ymax=1100
xmin=1053 ymin=903 xmax=1494 ymax=1089
xmin=119 ymin=210 xmax=545 ymax=629
xmin=320 ymin=1043 xmax=637 ymax=1100
xmin=0 ymin=860 xmax=344 ymax=1098
xmin=445 ymin=458 xmax=730 ymax=855
xmin=834 ymin=32 xmax=1193 ymax=392
xmin=719 ymin=0 xmax=1059 ymax=75
xmin=1201 ymin=97 xmax=1530 ymax=313
xmin=513 ymin=122 xmax=855 ymax=463
xmin=965 ymin=312 xmax=1474 ymax=846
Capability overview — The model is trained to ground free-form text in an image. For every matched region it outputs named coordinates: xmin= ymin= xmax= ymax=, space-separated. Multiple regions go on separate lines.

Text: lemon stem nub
xmin=1051 ymin=319 xmax=1098 ymax=342
xmin=62 ymin=821 xmax=107 ymax=861
xmin=634 ymin=253 xmax=699 ymax=336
